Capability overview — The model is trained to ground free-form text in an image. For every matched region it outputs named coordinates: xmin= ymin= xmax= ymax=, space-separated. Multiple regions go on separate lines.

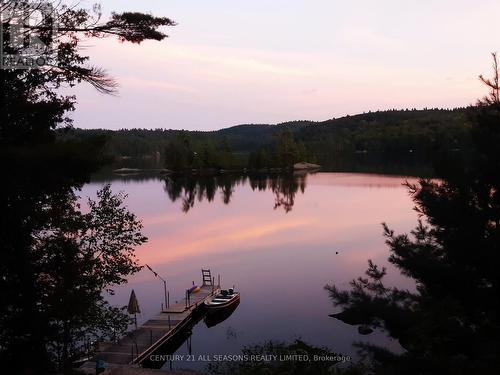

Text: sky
xmin=71 ymin=0 xmax=500 ymax=130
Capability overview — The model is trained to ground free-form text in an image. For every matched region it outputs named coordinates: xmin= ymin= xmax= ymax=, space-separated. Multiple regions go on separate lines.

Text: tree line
xmin=161 ymin=128 xmax=310 ymax=170
xmin=62 ymin=107 xmax=473 ymax=170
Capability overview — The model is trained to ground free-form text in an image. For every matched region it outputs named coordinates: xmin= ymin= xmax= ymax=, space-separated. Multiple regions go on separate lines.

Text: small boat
xmin=204 ymin=288 xmax=240 ymax=311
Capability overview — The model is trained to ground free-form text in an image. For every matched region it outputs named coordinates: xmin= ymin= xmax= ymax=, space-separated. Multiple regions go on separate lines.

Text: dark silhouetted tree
xmin=325 ymin=53 xmax=500 ymax=374
xmin=0 ymin=1 xmax=175 ymax=145
xmin=0 ymin=2 xmax=172 ymax=373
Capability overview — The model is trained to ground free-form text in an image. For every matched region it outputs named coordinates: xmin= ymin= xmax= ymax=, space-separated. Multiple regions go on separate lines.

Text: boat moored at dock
xmin=204 ymin=288 xmax=240 ymax=311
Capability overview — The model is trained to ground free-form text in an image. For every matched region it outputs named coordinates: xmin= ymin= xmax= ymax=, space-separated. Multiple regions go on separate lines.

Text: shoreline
xmin=112 ymin=162 xmax=321 ymax=176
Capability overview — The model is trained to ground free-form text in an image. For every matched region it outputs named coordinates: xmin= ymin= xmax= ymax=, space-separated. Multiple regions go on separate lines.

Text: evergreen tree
xmin=325 ymin=53 xmax=500 ymax=374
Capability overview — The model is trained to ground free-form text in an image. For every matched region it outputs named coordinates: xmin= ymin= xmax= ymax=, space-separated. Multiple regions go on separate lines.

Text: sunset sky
xmin=73 ymin=0 xmax=500 ymax=130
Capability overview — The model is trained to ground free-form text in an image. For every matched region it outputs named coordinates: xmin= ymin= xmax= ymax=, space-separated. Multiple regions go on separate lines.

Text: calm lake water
xmin=82 ymin=172 xmax=419 ymax=371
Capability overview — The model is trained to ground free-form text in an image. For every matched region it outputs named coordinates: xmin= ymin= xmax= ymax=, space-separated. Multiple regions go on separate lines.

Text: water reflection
xmin=325 ymin=105 xmax=500 ymax=372
xmin=204 ymin=299 xmax=241 ymax=328
xmin=140 ymin=301 xmax=241 ymax=369
xmin=163 ymin=173 xmax=308 ymax=213
xmin=90 ymin=171 xmax=418 ymax=373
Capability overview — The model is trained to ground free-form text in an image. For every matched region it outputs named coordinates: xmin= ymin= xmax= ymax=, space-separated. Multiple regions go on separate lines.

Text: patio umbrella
xmin=127 ymin=289 xmax=141 ymax=329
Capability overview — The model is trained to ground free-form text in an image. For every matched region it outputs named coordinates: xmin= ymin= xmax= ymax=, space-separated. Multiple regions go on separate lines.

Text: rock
xmin=358 ymin=325 xmax=374 ymax=335
xmin=112 ymin=168 xmax=141 ymax=174
xmin=293 ymin=162 xmax=321 ymax=170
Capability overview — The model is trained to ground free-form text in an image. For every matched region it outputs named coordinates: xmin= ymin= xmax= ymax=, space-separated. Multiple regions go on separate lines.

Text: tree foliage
xmin=478 ymin=52 xmax=500 ymax=108
xmin=35 ymin=185 xmax=147 ymax=370
xmin=325 ymin=54 xmax=500 ymax=374
xmin=248 ymin=129 xmax=307 ymax=169
xmin=0 ymin=168 xmax=148 ymax=372
xmin=0 ymin=2 xmax=169 ymax=373
xmin=65 ymin=108 xmax=472 ymax=172
xmin=0 ymin=0 xmax=175 ymax=145
xmin=208 ymin=340 xmax=355 ymax=375
xmin=164 ymin=132 xmax=238 ymax=170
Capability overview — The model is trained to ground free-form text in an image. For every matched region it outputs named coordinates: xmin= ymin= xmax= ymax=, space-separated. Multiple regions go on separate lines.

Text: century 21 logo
xmin=1 ymin=2 xmax=57 ymax=69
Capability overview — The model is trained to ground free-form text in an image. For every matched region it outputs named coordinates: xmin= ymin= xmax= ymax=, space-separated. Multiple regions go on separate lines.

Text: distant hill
xmin=215 ymin=120 xmax=316 ymax=151
xmin=297 ymin=108 xmax=471 ymax=156
xmin=61 ymin=108 xmax=472 ymax=165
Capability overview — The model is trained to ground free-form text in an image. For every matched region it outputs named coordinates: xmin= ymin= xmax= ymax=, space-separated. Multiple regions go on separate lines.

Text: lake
xmin=81 ymin=172 xmax=419 ymax=371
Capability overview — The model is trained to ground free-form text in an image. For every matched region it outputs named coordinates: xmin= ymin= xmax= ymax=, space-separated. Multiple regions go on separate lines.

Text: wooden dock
xmin=81 ymin=270 xmax=220 ymax=371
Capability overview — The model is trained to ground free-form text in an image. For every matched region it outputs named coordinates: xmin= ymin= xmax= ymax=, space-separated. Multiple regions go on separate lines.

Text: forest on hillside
xmin=60 ymin=108 xmax=472 ymax=170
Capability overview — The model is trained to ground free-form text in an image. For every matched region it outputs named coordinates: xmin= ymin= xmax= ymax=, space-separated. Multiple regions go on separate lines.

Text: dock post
xmin=218 ymin=274 xmax=220 ymax=287
xmin=167 ymin=291 xmax=170 ymax=308
xmin=161 ymin=302 xmax=163 ymax=312
xmin=168 ymin=315 xmax=171 ymax=330
xmin=163 ymin=280 xmax=168 ymax=311
xmin=212 ymin=277 xmax=215 ymax=293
